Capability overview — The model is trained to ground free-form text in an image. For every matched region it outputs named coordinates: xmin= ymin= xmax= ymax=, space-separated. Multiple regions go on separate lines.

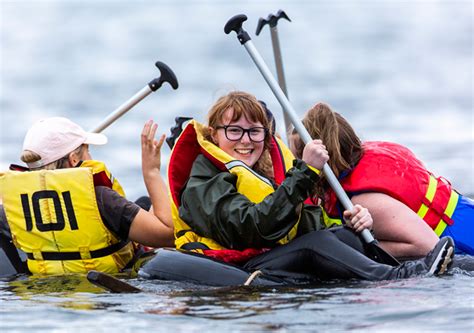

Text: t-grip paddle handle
xmin=166 ymin=116 xmax=193 ymax=149
xmin=148 ymin=61 xmax=179 ymax=91
xmin=91 ymin=61 xmax=179 ymax=133
xmin=224 ymin=14 xmax=251 ymax=44
xmin=255 ymin=9 xmax=291 ymax=36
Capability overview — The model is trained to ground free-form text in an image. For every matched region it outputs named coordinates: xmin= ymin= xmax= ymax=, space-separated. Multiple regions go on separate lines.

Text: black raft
xmin=137 ymin=248 xmax=285 ymax=287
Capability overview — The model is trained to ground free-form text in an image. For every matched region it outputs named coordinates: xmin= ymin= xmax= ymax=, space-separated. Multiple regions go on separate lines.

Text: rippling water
xmin=1 ymin=0 xmax=473 ymax=331
xmin=1 ymin=270 xmax=473 ymax=332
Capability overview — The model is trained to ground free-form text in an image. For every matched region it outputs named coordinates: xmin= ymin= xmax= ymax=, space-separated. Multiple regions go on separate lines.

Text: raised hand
xmin=141 ymin=120 xmax=165 ymax=174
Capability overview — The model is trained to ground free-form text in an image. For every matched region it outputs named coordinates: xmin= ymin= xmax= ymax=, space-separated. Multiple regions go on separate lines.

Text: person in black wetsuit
xmin=172 ymin=91 xmax=454 ymax=282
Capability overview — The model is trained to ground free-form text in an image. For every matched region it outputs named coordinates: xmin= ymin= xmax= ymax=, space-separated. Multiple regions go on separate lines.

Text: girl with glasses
xmin=165 ymin=91 xmax=454 ymax=283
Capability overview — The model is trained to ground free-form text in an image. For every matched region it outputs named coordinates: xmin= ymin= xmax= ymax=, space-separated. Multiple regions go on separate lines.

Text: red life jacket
xmin=323 ymin=141 xmax=459 ymax=235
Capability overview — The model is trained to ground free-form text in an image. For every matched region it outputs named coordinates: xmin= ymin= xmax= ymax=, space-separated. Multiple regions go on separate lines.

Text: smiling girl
xmin=164 ymin=91 xmax=454 ymax=282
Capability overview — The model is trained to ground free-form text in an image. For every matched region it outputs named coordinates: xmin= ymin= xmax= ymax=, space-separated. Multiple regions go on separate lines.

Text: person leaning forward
xmin=0 ymin=117 xmax=173 ymax=275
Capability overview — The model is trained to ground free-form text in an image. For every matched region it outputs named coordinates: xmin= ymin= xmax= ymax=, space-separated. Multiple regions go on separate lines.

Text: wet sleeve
xmin=95 ymin=186 xmax=141 ymax=240
xmin=0 ymin=205 xmax=12 ymax=239
xmin=179 ymin=158 xmax=319 ymax=249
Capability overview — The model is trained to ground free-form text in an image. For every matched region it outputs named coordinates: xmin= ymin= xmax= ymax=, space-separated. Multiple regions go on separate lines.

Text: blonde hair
xmin=21 ymin=145 xmax=85 ymax=171
xmin=293 ymin=102 xmax=363 ymax=193
xmin=205 ymin=91 xmax=274 ymax=180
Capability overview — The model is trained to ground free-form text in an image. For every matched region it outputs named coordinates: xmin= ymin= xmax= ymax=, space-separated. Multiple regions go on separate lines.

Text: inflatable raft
xmin=2 ymin=239 xmax=474 ymax=284
xmin=0 ymin=243 xmax=288 ymax=286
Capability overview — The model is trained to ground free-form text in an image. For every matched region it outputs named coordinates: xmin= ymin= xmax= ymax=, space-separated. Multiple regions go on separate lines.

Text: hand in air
xmin=301 ymin=139 xmax=329 ymax=171
xmin=141 ymin=120 xmax=166 ymax=175
xmin=343 ymin=204 xmax=373 ymax=233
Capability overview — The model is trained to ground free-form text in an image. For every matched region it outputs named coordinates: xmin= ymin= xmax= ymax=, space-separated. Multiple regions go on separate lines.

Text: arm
xmin=351 ymin=192 xmax=439 ymax=258
xmin=128 ymin=209 xmax=174 ymax=247
xmin=141 ymin=120 xmax=173 ymax=229
xmin=95 ymin=186 xmax=174 ymax=248
xmin=179 ymin=156 xmax=320 ymax=249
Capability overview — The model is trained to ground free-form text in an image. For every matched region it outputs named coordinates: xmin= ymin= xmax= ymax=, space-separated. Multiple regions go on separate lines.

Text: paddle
xmin=0 ymin=61 xmax=179 ymax=277
xmin=91 ymin=61 xmax=178 ymax=133
xmin=256 ymin=10 xmax=292 ymax=140
xmin=224 ymin=14 xmax=400 ymax=266
xmin=87 ymin=270 xmax=142 ymax=293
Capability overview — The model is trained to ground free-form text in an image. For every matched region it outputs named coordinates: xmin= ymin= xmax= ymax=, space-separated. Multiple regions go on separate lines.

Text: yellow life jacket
xmin=79 ymin=160 xmax=126 ymax=197
xmin=0 ymin=161 xmax=134 ymax=275
xmin=168 ymin=120 xmax=297 ymax=252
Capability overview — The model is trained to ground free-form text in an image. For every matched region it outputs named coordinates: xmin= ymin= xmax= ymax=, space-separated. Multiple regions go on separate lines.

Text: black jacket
xmin=179 ymin=154 xmax=325 ymax=250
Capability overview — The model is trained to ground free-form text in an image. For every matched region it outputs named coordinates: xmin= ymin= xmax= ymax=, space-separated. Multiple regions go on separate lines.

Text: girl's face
xmin=212 ymin=108 xmax=265 ymax=168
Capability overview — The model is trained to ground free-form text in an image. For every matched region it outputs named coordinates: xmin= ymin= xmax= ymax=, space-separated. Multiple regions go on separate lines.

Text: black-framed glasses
xmin=216 ymin=125 xmax=268 ymax=143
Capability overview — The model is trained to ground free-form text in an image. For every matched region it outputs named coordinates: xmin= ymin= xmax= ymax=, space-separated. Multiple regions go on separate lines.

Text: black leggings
xmin=243 ymin=227 xmax=423 ymax=281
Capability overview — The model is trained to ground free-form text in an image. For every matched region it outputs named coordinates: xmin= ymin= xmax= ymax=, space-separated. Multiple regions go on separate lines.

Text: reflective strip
xmin=322 ymin=207 xmax=342 ymax=228
xmin=417 ymin=175 xmax=437 ymax=218
xmin=225 ymin=160 xmax=273 ymax=187
xmin=434 ymin=220 xmax=447 ymax=236
xmin=307 ymin=164 xmax=321 ymax=176
xmin=433 ymin=191 xmax=459 ymax=236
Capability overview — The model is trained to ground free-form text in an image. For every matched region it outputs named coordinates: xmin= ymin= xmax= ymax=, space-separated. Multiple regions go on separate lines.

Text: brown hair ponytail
xmin=294 ymin=102 xmax=363 ymax=193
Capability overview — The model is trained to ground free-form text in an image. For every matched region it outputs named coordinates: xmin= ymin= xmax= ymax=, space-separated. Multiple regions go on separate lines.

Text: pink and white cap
xmin=22 ymin=117 xmax=107 ymax=168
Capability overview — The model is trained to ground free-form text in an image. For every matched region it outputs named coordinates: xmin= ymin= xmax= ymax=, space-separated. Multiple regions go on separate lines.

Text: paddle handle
xmin=91 ymin=61 xmax=179 ymax=133
xmin=243 ymin=41 xmax=374 ymax=244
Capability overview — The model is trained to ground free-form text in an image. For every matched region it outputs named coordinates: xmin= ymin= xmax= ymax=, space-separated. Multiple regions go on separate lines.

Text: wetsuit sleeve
xmin=95 ymin=186 xmax=141 ymax=240
xmin=0 ymin=205 xmax=11 ymax=238
xmin=179 ymin=156 xmax=319 ymax=250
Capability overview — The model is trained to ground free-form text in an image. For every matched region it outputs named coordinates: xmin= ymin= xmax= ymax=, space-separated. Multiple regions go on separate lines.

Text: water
xmin=1 ymin=272 xmax=473 ymax=332
xmin=0 ymin=0 xmax=473 ymax=331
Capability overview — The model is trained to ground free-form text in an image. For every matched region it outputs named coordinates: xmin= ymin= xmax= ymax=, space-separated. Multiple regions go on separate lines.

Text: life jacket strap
xmin=181 ymin=242 xmax=210 ymax=250
xmin=25 ymin=240 xmax=130 ymax=261
xmin=418 ymin=175 xmax=458 ymax=235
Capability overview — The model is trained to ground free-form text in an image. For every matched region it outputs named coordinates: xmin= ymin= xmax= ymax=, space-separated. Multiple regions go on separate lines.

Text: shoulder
xmin=190 ymin=155 xmax=236 ymax=182
xmin=95 ymin=186 xmax=133 ymax=210
xmin=183 ymin=156 xmax=237 ymax=198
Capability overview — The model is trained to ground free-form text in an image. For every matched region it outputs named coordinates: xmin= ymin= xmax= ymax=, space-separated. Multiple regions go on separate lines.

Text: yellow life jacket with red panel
xmin=323 ymin=141 xmax=459 ymax=236
xmin=0 ymin=160 xmax=134 ymax=275
xmin=169 ymin=120 xmax=296 ymax=261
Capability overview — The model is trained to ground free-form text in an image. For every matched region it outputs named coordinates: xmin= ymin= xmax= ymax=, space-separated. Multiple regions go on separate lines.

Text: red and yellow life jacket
xmin=0 ymin=160 xmax=135 ymax=275
xmin=168 ymin=120 xmax=296 ymax=263
xmin=323 ymin=141 xmax=459 ymax=236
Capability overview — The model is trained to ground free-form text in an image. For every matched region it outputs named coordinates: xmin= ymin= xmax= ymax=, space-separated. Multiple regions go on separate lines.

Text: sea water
xmin=0 ymin=1 xmax=473 ymax=332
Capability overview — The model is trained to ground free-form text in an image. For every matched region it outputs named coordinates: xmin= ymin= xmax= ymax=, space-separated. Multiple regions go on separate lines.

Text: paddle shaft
xmin=91 ymin=86 xmax=154 ymax=133
xmin=242 ymin=40 xmax=374 ymax=244
xmin=91 ymin=61 xmax=178 ymax=133
xmin=269 ymin=26 xmax=292 ymax=139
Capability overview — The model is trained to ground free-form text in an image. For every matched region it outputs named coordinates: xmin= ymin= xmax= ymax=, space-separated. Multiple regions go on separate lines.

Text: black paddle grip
xmin=224 ymin=14 xmax=251 ymax=44
xmin=166 ymin=116 xmax=193 ymax=149
xmin=148 ymin=61 xmax=179 ymax=91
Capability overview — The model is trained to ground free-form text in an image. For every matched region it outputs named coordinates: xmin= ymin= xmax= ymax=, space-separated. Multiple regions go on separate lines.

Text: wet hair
xmin=21 ymin=145 xmax=85 ymax=171
xmin=292 ymin=102 xmax=363 ymax=190
xmin=205 ymin=91 xmax=274 ymax=180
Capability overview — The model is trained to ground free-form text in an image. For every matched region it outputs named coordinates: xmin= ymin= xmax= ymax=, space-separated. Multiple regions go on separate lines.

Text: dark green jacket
xmin=179 ymin=154 xmax=325 ymax=250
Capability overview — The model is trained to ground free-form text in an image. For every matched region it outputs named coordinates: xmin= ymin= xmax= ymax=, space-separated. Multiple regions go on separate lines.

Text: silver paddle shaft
xmin=91 ymin=85 xmax=153 ymax=133
xmin=269 ymin=26 xmax=292 ymax=139
xmin=243 ymin=40 xmax=374 ymax=244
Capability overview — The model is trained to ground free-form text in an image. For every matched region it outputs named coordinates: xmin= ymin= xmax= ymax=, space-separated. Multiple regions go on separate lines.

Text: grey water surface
xmin=1 ymin=0 xmax=473 ymax=332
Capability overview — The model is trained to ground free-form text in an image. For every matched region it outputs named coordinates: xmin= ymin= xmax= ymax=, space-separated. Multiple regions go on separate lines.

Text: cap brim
xmin=83 ymin=132 xmax=108 ymax=145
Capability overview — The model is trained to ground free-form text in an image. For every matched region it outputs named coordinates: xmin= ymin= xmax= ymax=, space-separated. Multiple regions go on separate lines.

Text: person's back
xmin=1 ymin=166 xmax=134 ymax=274
xmin=0 ymin=117 xmax=174 ymax=275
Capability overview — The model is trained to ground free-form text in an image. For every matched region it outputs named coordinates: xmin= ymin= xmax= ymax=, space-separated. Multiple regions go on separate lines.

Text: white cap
xmin=22 ymin=117 xmax=107 ymax=168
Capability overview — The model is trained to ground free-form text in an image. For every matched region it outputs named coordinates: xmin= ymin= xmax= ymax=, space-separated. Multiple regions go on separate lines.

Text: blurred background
xmin=1 ymin=0 xmax=472 ymax=199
